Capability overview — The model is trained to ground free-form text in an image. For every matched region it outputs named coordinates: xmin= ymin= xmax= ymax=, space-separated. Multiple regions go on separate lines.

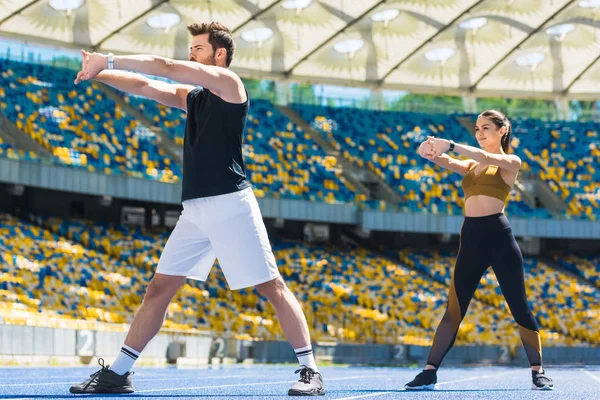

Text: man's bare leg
xmin=257 ymin=276 xmax=325 ymax=396
xmin=109 ymin=274 xmax=186 ymax=374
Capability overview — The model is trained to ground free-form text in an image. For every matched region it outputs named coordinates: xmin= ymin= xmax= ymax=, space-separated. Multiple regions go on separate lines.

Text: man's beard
xmin=196 ymin=53 xmax=216 ymax=66
xmin=206 ymin=52 xmax=216 ymax=66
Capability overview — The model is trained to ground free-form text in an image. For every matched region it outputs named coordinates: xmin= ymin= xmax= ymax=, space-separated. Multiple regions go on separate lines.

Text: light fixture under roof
xmin=579 ymin=0 xmax=600 ymax=7
xmin=545 ymin=23 xmax=575 ymax=39
xmin=147 ymin=13 xmax=181 ymax=31
xmin=516 ymin=52 xmax=545 ymax=69
xmin=424 ymin=47 xmax=456 ymax=64
xmin=459 ymin=17 xmax=488 ymax=30
xmin=370 ymin=9 xmax=400 ymax=22
xmin=333 ymin=39 xmax=364 ymax=55
xmin=49 ymin=0 xmax=84 ymax=13
xmin=282 ymin=0 xmax=312 ymax=9
xmin=242 ymin=27 xmax=273 ymax=47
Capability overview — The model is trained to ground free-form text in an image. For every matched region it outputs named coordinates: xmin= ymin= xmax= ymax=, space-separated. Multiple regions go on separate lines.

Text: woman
xmin=404 ymin=110 xmax=553 ymax=391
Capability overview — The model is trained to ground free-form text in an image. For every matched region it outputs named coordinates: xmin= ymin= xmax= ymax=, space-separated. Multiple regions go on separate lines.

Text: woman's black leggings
xmin=426 ymin=213 xmax=542 ymax=369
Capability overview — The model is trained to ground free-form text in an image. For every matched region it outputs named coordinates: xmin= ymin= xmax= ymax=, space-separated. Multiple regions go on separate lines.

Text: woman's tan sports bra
xmin=462 ymin=164 xmax=511 ymax=203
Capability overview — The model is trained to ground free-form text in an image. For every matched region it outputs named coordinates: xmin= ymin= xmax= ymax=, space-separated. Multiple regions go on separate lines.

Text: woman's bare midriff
xmin=464 ymin=195 xmax=505 ymax=217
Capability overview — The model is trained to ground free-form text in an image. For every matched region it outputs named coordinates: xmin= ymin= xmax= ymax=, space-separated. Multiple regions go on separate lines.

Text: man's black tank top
xmin=181 ymin=87 xmax=251 ymax=202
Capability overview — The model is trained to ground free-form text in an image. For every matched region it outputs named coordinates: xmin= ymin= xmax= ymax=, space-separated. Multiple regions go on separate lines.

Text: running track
xmin=0 ymin=365 xmax=597 ymax=399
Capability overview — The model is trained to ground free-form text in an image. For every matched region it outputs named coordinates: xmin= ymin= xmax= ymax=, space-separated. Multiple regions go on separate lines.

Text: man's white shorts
xmin=156 ymin=187 xmax=280 ymax=290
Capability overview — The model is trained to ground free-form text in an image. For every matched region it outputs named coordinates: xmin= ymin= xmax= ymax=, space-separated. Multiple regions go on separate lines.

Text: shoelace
xmin=295 ymin=367 xmax=316 ymax=384
xmin=82 ymin=358 xmax=108 ymax=391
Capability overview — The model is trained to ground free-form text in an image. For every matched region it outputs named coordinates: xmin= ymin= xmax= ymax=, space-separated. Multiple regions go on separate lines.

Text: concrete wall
xmin=252 ymin=341 xmax=600 ymax=366
xmin=4 ymin=158 xmax=600 ymax=238
xmin=2 ymin=325 xmax=598 ymax=366
xmin=0 ymin=325 xmax=213 ymax=365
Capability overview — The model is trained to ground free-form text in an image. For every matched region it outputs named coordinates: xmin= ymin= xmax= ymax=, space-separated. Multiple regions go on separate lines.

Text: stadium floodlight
xmin=282 ymin=0 xmax=312 ymax=10
xmin=147 ymin=13 xmax=181 ymax=32
xmin=370 ymin=9 xmax=401 ymax=24
xmin=333 ymin=39 xmax=364 ymax=58
xmin=516 ymin=52 xmax=545 ymax=71
xmin=241 ymin=27 xmax=274 ymax=47
xmin=545 ymin=23 xmax=575 ymax=41
xmin=49 ymin=0 xmax=84 ymax=15
xmin=579 ymin=0 xmax=600 ymax=8
xmin=458 ymin=17 xmax=488 ymax=31
xmin=424 ymin=47 xmax=456 ymax=66
xmin=516 ymin=52 xmax=545 ymax=66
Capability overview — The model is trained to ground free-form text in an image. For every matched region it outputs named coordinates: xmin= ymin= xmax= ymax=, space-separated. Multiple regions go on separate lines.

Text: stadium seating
xmin=6 ymin=57 xmax=595 ymax=215
xmin=397 ymin=249 xmax=600 ymax=344
xmin=513 ymin=118 xmax=600 ymax=220
xmin=121 ymin=91 xmax=360 ymax=203
xmin=244 ymin=100 xmax=359 ymax=203
xmin=0 ymin=213 xmax=252 ymax=333
xmin=0 ymin=214 xmax=576 ymax=347
xmin=0 ymin=59 xmax=181 ymax=183
xmin=0 ymin=136 xmax=38 ymax=161
xmin=552 ymin=253 xmax=600 ymax=289
xmin=3 ymin=60 xmax=597 ymax=217
xmin=290 ymin=104 xmax=540 ymax=216
xmin=123 ymin=94 xmax=185 ymax=145
xmin=272 ymin=241 xmax=577 ymax=348
xmin=0 ymin=213 xmax=151 ymax=326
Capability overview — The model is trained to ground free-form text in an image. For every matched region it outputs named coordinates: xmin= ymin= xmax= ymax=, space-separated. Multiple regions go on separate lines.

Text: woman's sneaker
xmin=404 ymin=369 xmax=437 ymax=390
xmin=532 ymin=369 xmax=554 ymax=390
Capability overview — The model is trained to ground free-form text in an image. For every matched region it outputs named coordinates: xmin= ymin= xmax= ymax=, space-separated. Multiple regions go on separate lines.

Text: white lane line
xmin=582 ymin=369 xmax=600 ymax=384
xmin=0 ymin=375 xmax=87 ymax=381
xmin=0 ymin=373 xmax=271 ymax=387
xmin=333 ymin=392 xmax=394 ymax=400
xmin=138 ymin=375 xmax=364 ymax=393
xmin=332 ymin=369 xmax=521 ymax=400
xmin=137 ymin=373 xmax=268 ymax=382
xmin=0 ymin=381 xmax=77 ymax=387
xmin=436 ymin=369 xmax=519 ymax=386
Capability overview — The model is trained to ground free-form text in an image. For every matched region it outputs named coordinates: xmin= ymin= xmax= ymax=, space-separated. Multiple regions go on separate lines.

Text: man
xmin=69 ymin=22 xmax=325 ymax=397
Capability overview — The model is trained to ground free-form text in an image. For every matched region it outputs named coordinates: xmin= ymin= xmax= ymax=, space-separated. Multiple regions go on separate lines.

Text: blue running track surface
xmin=0 ymin=365 xmax=597 ymax=399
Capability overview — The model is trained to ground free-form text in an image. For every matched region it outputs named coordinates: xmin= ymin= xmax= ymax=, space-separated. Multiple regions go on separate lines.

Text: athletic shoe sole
xmin=404 ymin=384 xmax=437 ymax=390
xmin=69 ymin=386 xmax=134 ymax=394
xmin=288 ymin=388 xmax=326 ymax=396
xmin=532 ymin=384 xmax=554 ymax=391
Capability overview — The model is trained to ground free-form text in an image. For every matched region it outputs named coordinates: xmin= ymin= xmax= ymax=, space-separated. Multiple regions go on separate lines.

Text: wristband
xmin=448 ymin=140 xmax=455 ymax=152
xmin=107 ymin=53 xmax=114 ymax=70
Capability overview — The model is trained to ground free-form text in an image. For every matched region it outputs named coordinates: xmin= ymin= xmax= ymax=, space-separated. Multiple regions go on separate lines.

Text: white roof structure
xmin=2 ymin=0 xmax=600 ymax=99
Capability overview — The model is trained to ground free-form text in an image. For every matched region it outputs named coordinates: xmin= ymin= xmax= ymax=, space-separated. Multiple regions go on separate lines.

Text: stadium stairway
xmin=539 ymin=254 xmax=596 ymax=288
xmin=521 ymin=172 xmax=568 ymax=215
xmin=454 ymin=115 xmax=478 ymax=138
xmin=277 ymin=104 xmax=400 ymax=205
xmin=96 ymin=83 xmax=183 ymax=165
xmin=0 ymin=113 xmax=52 ymax=159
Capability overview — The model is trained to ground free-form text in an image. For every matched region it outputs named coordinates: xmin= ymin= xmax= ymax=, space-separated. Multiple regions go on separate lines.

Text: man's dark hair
xmin=187 ymin=22 xmax=235 ymax=67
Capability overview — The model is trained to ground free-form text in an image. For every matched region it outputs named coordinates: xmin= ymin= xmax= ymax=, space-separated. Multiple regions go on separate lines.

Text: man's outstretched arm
xmin=75 ymin=50 xmax=245 ymax=104
xmin=89 ymin=70 xmax=194 ymax=111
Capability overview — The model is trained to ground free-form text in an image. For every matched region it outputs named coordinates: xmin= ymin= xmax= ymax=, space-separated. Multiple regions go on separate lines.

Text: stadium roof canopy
xmin=2 ymin=0 xmax=600 ymax=99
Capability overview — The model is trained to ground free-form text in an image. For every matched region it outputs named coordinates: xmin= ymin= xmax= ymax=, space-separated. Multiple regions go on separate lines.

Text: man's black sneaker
xmin=69 ymin=358 xmax=134 ymax=394
xmin=404 ymin=369 xmax=437 ymax=390
xmin=532 ymin=369 xmax=554 ymax=390
xmin=288 ymin=366 xmax=325 ymax=396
